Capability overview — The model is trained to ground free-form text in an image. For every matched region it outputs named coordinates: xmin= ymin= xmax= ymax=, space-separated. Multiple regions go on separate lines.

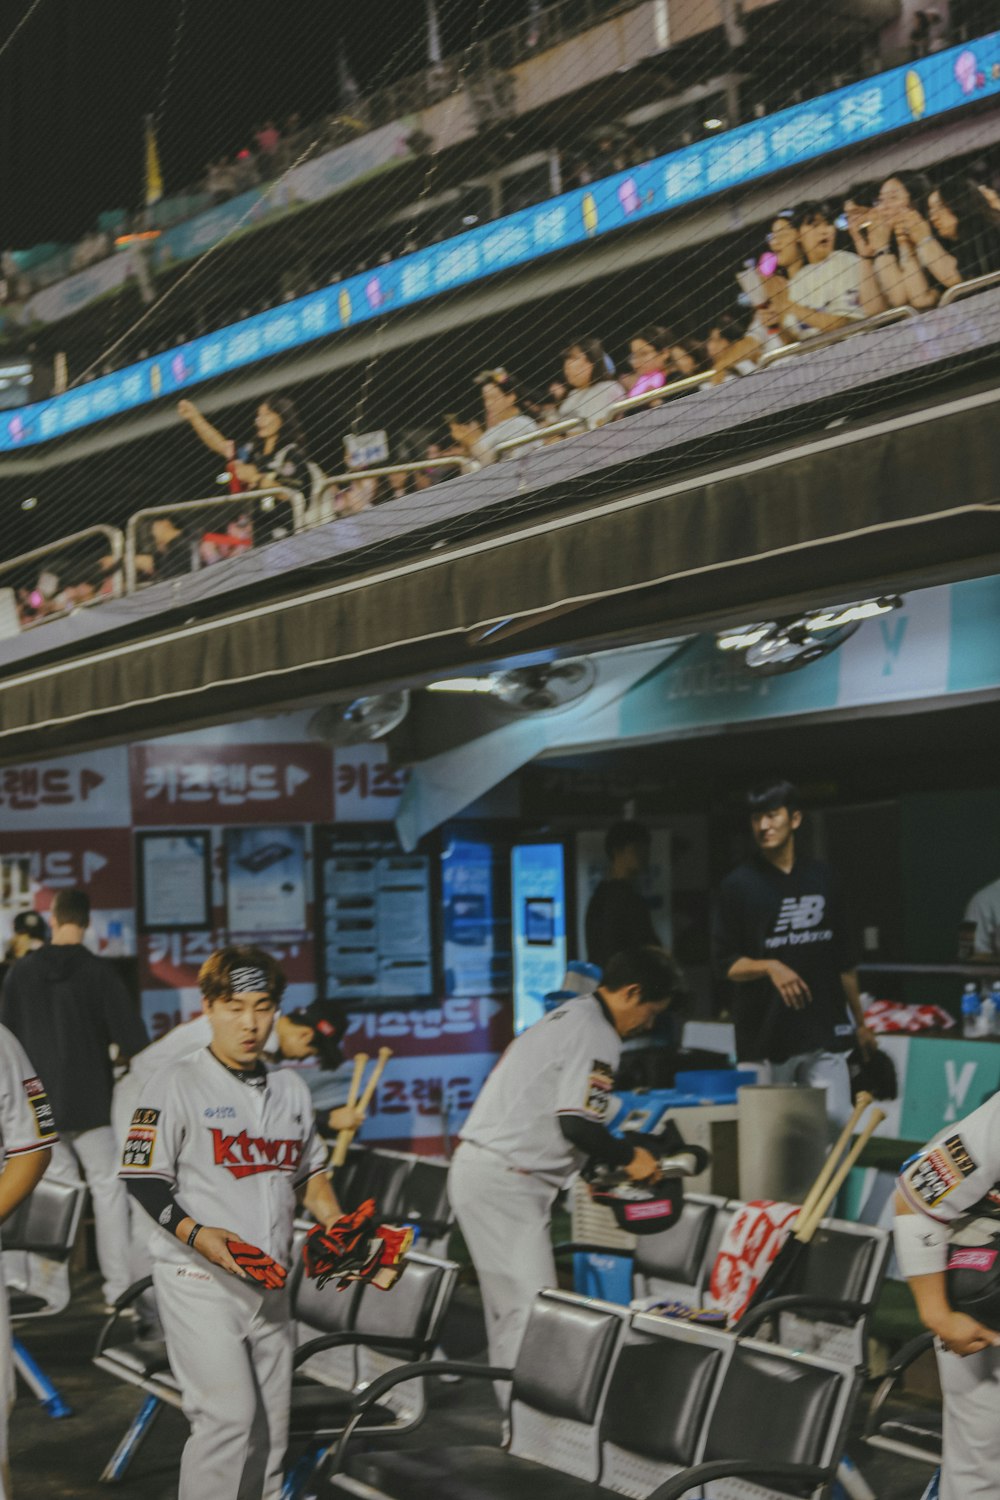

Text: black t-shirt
xmin=585 ymin=878 xmax=659 ymax=971
xmin=711 ymin=854 xmax=857 ymax=1064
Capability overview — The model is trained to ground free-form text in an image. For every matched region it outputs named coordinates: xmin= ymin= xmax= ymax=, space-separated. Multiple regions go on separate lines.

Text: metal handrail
xmin=125 ymin=487 xmax=301 ymax=592
xmin=605 ymin=369 xmax=718 ymax=418
xmin=939 ymin=269 xmax=1000 ymax=308
xmin=493 ymin=417 xmax=586 ymax=457
xmin=759 ymin=306 xmax=918 ymax=367
xmin=311 ymin=458 xmax=480 ymax=525
xmin=0 ymin=525 xmax=124 ymax=632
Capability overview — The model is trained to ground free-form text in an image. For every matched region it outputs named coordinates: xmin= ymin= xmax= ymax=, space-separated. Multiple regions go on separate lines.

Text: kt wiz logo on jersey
xmin=210 ymin=1127 xmax=304 ymax=1178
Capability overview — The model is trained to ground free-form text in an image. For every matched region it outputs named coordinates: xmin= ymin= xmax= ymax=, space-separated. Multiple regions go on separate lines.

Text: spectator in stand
xmin=706 ymin=309 xmax=761 ymax=380
xmin=254 ymin=120 xmax=282 ymax=177
xmin=448 ymin=369 xmax=540 ymax=465
xmin=669 ymin=335 xmax=711 ymax=378
xmin=765 ymin=200 xmax=881 ymax=341
xmin=914 ymin=174 xmax=1000 ymax=291
xmin=712 ymin=213 xmax=803 ymax=378
xmin=177 ymin=395 xmax=312 ymax=540
xmin=869 ymin=172 xmax=940 ymax=309
xmin=559 ymin=337 xmax=626 ymax=427
xmin=134 ymin=514 xmax=192 ymax=584
xmin=624 ymin=325 xmax=675 ymax=398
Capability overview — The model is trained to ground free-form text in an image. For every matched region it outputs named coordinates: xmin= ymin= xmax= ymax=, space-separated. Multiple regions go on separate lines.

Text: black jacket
xmin=0 ymin=945 xmax=148 ymax=1132
xmin=711 ymin=854 xmax=857 ymax=1064
xmin=585 ymin=878 xmax=659 ymax=971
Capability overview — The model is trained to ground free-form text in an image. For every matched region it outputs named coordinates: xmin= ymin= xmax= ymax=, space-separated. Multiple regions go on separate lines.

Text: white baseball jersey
xmin=128 ymin=1015 xmax=280 ymax=1094
xmin=125 ymin=1015 xmax=348 ymax=1110
xmin=0 ymin=1023 xmax=57 ymax=1438
xmin=119 ymin=1048 xmax=326 ymax=1265
xmin=0 ymin=1022 xmax=58 ymax=1179
xmin=897 ymin=1090 xmax=1000 ymax=1228
xmin=460 ymin=994 xmax=621 ymax=1187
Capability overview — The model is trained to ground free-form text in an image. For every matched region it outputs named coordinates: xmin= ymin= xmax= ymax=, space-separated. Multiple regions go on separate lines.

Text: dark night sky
xmin=0 ymin=0 xmax=531 ymax=248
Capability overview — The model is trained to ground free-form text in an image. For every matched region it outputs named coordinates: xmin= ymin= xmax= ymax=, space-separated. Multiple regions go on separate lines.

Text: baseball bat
xmin=797 ymin=1107 xmax=885 ymax=1241
xmin=331 ymin=1051 xmax=368 ymax=1169
xmin=357 ymin=1046 xmax=393 ymax=1119
xmin=793 ymin=1092 xmax=874 ymax=1233
xmin=736 ymin=1101 xmax=884 ymax=1326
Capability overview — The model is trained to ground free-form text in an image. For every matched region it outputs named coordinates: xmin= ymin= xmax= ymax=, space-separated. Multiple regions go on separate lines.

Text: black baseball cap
xmin=13 ymin=911 xmax=48 ymax=943
xmin=287 ymin=1000 xmax=348 ymax=1071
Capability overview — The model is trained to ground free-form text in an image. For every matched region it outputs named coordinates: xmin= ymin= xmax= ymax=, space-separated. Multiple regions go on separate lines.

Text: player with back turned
xmin=119 ymin=947 xmax=344 ymax=1500
xmin=449 ymin=945 xmax=686 ymax=1401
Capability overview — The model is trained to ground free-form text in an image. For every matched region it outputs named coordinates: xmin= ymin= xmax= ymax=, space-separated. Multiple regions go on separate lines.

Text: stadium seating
xmin=322 ymin=1291 xmax=861 ymax=1500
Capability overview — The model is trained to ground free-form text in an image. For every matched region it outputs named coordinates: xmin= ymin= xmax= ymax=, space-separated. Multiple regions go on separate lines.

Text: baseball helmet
xmin=582 ymin=1128 xmax=708 ymax=1237
xmin=947 ymin=1234 xmax=1000 ymax=1331
xmin=287 ymin=999 xmax=348 ymax=1071
xmin=847 ymin=1045 xmax=898 ymax=1102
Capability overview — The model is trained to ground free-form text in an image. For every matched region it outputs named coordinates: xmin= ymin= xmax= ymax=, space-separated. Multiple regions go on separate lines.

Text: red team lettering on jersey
xmin=210 ymin=1127 xmax=304 ymax=1177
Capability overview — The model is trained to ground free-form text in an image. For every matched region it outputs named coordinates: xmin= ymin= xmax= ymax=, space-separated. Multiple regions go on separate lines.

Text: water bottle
xmin=980 ymin=987 xmax=996 ymax=1039
xmin=990 ymin=982 xmax=1000 ymax=1037
xmin=962 ymin=983 xmax=983 ymax=1039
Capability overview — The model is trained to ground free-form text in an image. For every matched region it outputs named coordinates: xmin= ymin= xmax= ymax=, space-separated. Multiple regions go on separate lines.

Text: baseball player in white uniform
xmin=0 ymin=1023 xmax=57 ymax=1500
xmin=449 ymin=946 xmax=684 ymax=1395
xmin=119 ymin=947 xmax=344 ymax=1500
xmin=895 ymin=1091 xmax=1000 ymax=1499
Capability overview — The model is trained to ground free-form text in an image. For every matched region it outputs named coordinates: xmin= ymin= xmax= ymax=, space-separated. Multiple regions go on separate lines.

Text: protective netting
xmin=1 ymin=0 xmax=999 ymax=632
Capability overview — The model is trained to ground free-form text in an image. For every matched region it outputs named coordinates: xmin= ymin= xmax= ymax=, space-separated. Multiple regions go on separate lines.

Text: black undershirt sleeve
xmin=125 ymin=1177 xmax=193 ymax=1239
xmin=559 ymin=1114 xmax=634 ymax=1167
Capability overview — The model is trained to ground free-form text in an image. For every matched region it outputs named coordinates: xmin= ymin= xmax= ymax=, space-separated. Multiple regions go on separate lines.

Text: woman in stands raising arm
xmin=178 ymin=393 xmax=314 ymax=541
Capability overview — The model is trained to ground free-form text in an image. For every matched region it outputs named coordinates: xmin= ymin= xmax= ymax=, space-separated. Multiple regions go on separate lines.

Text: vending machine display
xmin=511 ymin=841 xmax=567 ymax=1033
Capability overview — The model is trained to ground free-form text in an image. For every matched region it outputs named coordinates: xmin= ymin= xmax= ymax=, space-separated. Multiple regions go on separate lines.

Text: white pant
xmin=0 ymin=1254 xmax=11 ymax=1500
xmin=751 ymin=1050 xmax=854 ymax=1132
xmin=449 ymin=1142 xmax=558 ymax=1404
xmin=937 ymin=1339 xmax=1000 ymax=1500
xmin=154 ymin=1259 xmax=293 ymax=1500
xmin=50 ymin=1127 xmax=132 ymax=1304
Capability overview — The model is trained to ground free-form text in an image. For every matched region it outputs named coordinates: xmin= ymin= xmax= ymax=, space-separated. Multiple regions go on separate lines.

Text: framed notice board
xmin=315 ymin=825 xmax=436 ymax=1007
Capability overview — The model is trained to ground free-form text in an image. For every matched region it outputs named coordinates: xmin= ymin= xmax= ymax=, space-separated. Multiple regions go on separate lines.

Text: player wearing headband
xmin=120 ymin=947 xmax=344 ymax=1500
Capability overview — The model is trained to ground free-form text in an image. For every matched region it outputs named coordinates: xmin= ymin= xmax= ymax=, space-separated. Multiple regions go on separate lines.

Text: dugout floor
xmin=10 ymin=1274 xmax=935 ymax=1499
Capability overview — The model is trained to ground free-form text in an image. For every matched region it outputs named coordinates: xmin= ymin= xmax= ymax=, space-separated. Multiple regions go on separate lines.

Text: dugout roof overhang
xmin=1 ymin=303 xmax=999 ymax=765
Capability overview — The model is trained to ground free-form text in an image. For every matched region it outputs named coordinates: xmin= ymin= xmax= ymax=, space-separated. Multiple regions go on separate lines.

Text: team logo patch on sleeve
xmin=22 ymin=1076 xmax=56 ymax=1138
xmin=942 ymin=1134 xmax=977 ymax=1178
xmin=584 ymin=1060 xmax=615 ymax=1117
xmin=909 ymin=1148 xmax=964 ymax=1208
xmin=130 ymin=1107 xmax=160 ymax=1128
xmin=122 ymin=1127 xmax=157 ymax=1170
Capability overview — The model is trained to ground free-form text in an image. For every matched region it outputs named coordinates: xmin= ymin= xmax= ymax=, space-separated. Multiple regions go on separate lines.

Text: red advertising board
xmin=0 ymin=828 xmax=133 ymax=910
xmin=130 ymin=744 xmax=333 ymax=825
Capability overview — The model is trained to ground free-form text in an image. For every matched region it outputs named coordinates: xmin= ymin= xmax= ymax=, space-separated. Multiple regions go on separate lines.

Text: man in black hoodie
xmin=0 ymin=888 xmax=148 ymax=1309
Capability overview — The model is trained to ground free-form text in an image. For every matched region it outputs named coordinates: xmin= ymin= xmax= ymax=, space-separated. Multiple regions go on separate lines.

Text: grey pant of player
xmin=50 ymin=1127 xmax=133 ymax=1304
xmin=937 ymin=1340 xmax=1000 ymax=1500
xmin=153 ymin=1259 xmax=293 ymax=1500
xmin=449 ymin=1141 xmax=558 ymax=1404
xmin=751 ymin=1050 xmax=854 ymax=1133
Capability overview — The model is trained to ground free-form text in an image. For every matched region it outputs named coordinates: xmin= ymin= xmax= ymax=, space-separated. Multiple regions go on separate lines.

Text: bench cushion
xmin=101 ymin=1339 xmax=173 ymax=1380
xmin=345 ymin=1446 xmax=614 ymax=1500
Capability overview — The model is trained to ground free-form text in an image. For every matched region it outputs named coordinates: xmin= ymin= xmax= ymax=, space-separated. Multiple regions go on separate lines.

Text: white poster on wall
xmin=0 ymin=747 xmax=130 ymax=829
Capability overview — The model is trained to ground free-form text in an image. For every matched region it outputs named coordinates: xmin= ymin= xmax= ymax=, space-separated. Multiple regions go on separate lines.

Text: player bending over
xmin=120 ymin=947 xmax=342 ymax=1500
xmin=894 ymin=1090 xmax=1000 ymax=1500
